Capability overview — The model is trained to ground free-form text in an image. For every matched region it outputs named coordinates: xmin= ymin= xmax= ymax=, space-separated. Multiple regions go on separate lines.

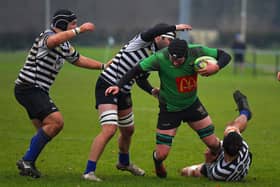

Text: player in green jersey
xmin=105 ymin=39 xmax=231 ymax=178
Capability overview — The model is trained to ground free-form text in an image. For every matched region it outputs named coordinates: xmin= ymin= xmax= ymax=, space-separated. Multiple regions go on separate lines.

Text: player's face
xmin=67 ymin=19 xmax=78 ymax=30
xmin=169 ymin=55 xmax=185 ymax=67
xmin=155 ymin=36 xmax=173 ymax=50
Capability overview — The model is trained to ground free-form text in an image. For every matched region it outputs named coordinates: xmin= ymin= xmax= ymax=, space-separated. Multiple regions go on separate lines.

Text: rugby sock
xmin=84 ymin=160 xmax=96 ymax=174
xmin=23 ymin=128 xmax=51 ymax=162
xmin=119 ymin=152 xmax=129 ymax=166
xmin=240 ymin=109 xmax=251 ymax=120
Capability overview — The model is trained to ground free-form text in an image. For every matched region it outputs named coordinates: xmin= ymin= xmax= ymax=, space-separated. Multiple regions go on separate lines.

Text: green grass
xmin=0 ymin=48 xmax=280 ymax=186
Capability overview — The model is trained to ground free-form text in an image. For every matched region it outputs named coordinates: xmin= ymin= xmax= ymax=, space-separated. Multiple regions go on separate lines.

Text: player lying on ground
xmin=181 ymin=90 xmax=252 ymax=181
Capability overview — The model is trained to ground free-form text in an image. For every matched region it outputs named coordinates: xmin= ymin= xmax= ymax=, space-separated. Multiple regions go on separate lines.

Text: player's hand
xmin=105 ymin=86 xmax=120 ymax=96
xmin=204 ymin=148 xmax=219 ymax=163
xmin=105 ymin=59 xmax=114 ymax=69
xmin=198 ymin=62 xmax=219 ymax=77
xmin=151 ymin=87 xmax=160 ymax=98
xmin=79 ymin=22 xmax=95 ymax=33
xmin=176 ymin=24 xmax=192 ymax=31
xmin=277 ymin=71 xmax=280 ymax=81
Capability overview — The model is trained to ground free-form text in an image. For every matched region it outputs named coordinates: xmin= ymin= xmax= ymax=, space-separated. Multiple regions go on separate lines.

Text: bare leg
xmin=188 ymin=116 xmax=220 ymax=153
xmin=88 ymin=104 xmax=118 ymax=162
xmin=118 ymin=107 xmax=134 ymax=154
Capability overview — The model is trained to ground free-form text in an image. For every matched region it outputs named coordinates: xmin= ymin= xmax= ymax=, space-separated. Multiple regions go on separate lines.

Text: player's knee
xmin=120 ymin=126 xmax=134 ymax=137
xmin=159 ymin=150 xmax=170 ymax=160
xmin=155 ymin=133 xmax=173 ymax=160
xmin=102 ymin=125 xmax=118 ymax=139
xmin=204 ymin=136 xmax=221 ymax=154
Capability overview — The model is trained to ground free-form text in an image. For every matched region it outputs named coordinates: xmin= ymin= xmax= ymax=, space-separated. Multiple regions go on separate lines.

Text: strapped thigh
xmin=196 ymin=124 xmax=215 ymax=139
xmin=156 ymin=133 xmax=174 ymax=146
xmin=99 ymin=109 xmax=118 ymax=126
xmin=118 ymin=112 xmax=134 ymax=127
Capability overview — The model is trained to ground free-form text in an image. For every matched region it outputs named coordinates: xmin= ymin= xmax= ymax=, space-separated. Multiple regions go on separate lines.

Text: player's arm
xmin=105 ymin=54 xmax=160 ymax=95
xmin=135 ymin=73 xmax=156 ymax=96
xmin=46 ymin=22 xmax=95 ymax=48
xmin=141 ymin=23 xmax=192 ymax=42
xmin=105 ymin=64 xmax=145 ymax=95
xmin=216 ymin=49 xmax=231 ymax=69
xmin=198 ymin=48 xmax=231 ymax=76
xmin=73 ymin=55 xmax=105 ymax=70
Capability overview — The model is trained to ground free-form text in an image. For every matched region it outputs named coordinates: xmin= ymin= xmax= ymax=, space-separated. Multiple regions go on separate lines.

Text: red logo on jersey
xmin=175 ymin=74 xmax=197 ymax=93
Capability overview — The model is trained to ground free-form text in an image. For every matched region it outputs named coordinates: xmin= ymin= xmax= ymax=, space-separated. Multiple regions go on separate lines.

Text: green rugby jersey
xmin=139 ymin=44 xmax=218 ymax=112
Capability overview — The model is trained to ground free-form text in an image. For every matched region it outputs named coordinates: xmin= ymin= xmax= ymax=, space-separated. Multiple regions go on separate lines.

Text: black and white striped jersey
xmin=205 ymin=140 xmax=252 ymax=181
xmin=15 ymin=29 xmax=80 ymax=92
xmin=100 ymin=34 xmax=154 ymax=93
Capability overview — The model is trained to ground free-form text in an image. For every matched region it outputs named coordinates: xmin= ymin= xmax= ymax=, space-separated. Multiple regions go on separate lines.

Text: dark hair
xmin=51 ymin=9 xmax=77 ymax=31
xmin=168 ymin=39 xmax=188 ymax=58
xmin=223 ymin=132 xmax=243 ymax=156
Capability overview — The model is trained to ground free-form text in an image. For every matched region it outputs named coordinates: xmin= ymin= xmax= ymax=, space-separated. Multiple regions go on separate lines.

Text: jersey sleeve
xmin=64 ymin=42 xmax=80 ymax=64
xmin=124 ymin=34 xmax=151 ymax=52
xmin=140 ymin=24 xmax=176 ymax=42
xmin=36 ymin=31 xmax=53 ymax=59
xmin=201 ymin=46 xmax=218 ymax=58
xmin=139 ymin=53 xmax=160 ymax=71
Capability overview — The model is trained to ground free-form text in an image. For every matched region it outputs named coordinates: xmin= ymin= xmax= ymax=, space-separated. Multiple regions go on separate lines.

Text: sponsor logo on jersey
xmin=175 ymin=74 xmax=197 ymax=93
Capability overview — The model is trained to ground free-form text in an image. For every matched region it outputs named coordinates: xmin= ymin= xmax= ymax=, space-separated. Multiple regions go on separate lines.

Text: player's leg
xmin=185 ymin=99 xmax=221 ymax=154
xmin=189 ymin=116 xmax=220 ymax=154
xmin=17 ymin=112 xmax=63 ymax=178
xmin=225 ymin=90 xmax=252 ymax=135
xmin=153 ymin=108 xmax=180 ymax=178
xmin=83 ymin=78 xmax=120 ymax=181
xmin=153 ymin=128 xmax=177 ymax=178
xmin=83 ymin=103 xmax=118 ymax=182
xmin=15 ymin=86 xmax=62 ymax=178
xmin=115 ymin=93 xmax=144 ymax=176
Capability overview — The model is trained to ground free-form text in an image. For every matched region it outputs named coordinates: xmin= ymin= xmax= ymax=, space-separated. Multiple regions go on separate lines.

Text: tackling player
xmin=82 ymin=23 xmax=192 ymax=182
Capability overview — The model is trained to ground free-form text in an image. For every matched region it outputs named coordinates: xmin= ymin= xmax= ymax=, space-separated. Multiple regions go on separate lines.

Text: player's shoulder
xmin=125 ymin=34 xmax=151 ymax=52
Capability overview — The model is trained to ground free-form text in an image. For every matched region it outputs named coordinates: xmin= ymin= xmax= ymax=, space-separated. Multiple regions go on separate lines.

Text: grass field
xmin=0 ymin=47 xmax=280 ymax=187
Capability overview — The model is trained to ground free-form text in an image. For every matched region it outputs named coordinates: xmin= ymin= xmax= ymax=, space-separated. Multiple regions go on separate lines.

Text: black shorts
xmin=95 ymin=77 xmax=132 ymax=110
xmin=157 ymin=98 xmax=208 ymax=130
xmin=14 ymin=84 xmax=58 ymax=121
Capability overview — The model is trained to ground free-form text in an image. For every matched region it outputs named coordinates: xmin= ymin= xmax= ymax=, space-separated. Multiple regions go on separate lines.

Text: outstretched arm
xmin=73 ymin=55 xmax=105 ymax=70
xmin=47 ymin=22 xmax=95 ymax=49
xmin=141 ymin=23 xmax=192 ymax=42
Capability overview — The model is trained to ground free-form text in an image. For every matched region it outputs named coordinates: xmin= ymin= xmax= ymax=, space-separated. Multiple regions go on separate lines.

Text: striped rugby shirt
xmin=15 ymin=29 xmax=80 ymax=92
xmin=205 ymin=140 xmax=252 ymax=181
xmin=100 ymin=24 xmax=176 ymax=93
xmin=100 ymin=34 xmax=153 ymax=93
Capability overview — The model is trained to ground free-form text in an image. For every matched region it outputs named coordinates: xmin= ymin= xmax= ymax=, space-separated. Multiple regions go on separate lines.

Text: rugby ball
xmin=194 ymin=56 xmax=217 ymax=71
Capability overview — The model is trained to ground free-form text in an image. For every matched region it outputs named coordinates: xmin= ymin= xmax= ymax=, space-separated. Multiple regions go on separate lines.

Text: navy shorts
xmin=14 ymin=84 xmax=58 ymax=121
xmin=157 ymin=98 xmax=208 ymax=130
xmin=95 ymin=77 xmax=132 ymax=110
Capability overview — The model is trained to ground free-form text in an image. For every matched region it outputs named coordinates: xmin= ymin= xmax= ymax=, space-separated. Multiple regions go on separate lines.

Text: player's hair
xmin=223 ymin=131 xmax=243 ymax=156
xmin=51 ymin=9 xmax=77 ymax=31
xmin=168 ymin=39 xmax=188 ymax=58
